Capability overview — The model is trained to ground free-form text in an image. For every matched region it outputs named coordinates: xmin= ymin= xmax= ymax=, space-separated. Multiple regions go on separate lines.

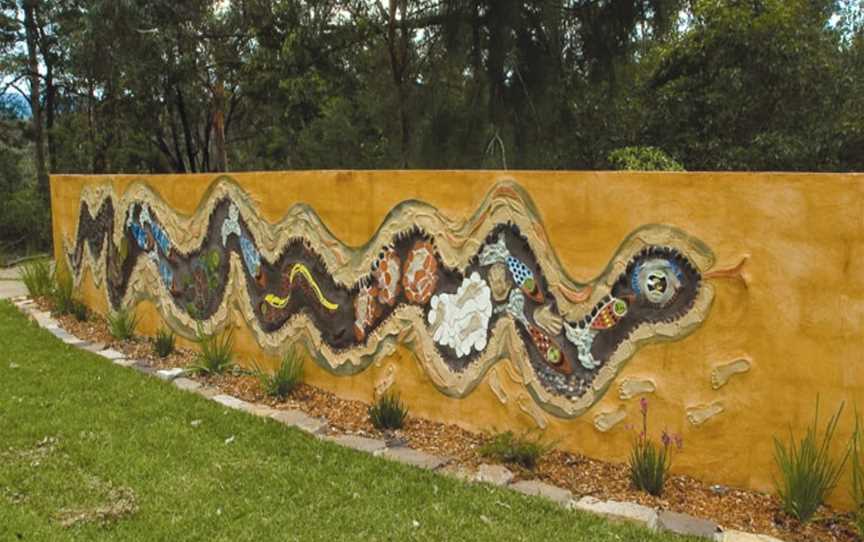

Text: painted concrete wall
xmin=50 ymin=171 xmax=864 ymax=507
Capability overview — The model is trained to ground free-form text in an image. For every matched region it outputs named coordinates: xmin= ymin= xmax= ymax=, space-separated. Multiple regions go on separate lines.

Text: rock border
xmin=10 ymin=296 xmax=785 ymax=542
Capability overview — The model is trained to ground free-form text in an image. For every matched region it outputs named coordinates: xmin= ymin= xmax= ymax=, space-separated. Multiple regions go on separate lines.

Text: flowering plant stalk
xmin=628 ymin=398 xmax=682 ymax=496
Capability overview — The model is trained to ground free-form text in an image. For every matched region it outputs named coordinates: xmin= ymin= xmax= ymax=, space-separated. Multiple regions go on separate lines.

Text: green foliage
xmin=50 ymin=270 xmax=76 ymax=316
xmin=773 ymin=399 xmax=848 ymax=522
xmin=0 ymin=116 xmax=51 ymax=255
xmin=153 ymin=327 xmax=176 ymax=358
xmin=644 ymin=0 xmax=845 ymax=171
xmin=44 ymin=263 xmax=88 ymax=320
xmin=69 ymin=299 xmax=89 ymax=322
xmin=608 ymin=146 xmax=684 ymax=171
xmin=20 ymin=258 xmax=53 ymax=298
xmin=0 ymin=0 xmax=861 ymax=186
xmin=479 ymin=431 xmax=551 ymax=470
xmin=629 ymin=438 xmax=672 ymax=497
xmin=628 ymin=399 xmax=679 ymax=496
xmin=253 ymin=349 xmax=304 ymax=399
xmin=189 ymin=325 xmax=234 ymax=376
xmin=368 ymin=391 xmax=408 ymax=431
xmin=107 ymin=307 xmax=139 ymax=341
xmin=0 ymin=185 xmax=52 ymax=254
xmin=850 ymin=411 xmax=864 ymax=536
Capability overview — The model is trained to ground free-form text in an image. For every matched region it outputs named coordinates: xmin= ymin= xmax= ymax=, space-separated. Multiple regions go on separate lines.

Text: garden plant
xmin=628 ymin=398 xmax=681 ymax=497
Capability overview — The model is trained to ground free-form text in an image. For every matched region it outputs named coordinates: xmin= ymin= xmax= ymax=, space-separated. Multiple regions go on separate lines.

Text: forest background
xmin=1 ymin=0 xmax=861 ymax=256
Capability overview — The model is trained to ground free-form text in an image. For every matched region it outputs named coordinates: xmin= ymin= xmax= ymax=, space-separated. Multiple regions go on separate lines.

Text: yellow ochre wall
xmin=50 ymin=170 xmax=864 ymax=508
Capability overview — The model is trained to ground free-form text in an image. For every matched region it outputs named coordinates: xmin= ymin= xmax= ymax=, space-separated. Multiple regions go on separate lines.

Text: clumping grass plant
xmin=153 ymin=327 xmax=175 ymax=358
xmin=38 ymin=261 xmax=88 ymax=320
xmin=628 ymin=398 xmax=681 ymax=497
xmin=20 ymin=258 xmax=53 ymax=298
xmin=70 ymin=299 xmax=89 ymax=322
xmin=369 ymin=391 xmax=408 ymax=430
xmin=50 ymin=270 xmax=76 ymax=315
xmin=189 ymin=325 xmax=234 ymax=375
xmin=773 ymin=398 xmax=848 ymax=523
xmin=479 ymin=430 xmax=551 ymax=470
xmin=850 ymin=410 xmax=864 ymax=536
xmin=254 ymin=349 xmax=304 ymax=399
xmin=107 ymin=307 xmax=139 ymax=341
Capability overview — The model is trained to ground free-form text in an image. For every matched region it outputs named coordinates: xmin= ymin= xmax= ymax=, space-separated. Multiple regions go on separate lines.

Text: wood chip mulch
xmin=29 ymin=298 xmax=861 ymax=542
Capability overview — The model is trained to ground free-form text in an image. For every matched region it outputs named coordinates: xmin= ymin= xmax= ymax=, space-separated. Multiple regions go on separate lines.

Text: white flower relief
xmin=427 ymin=272 xmax=493 ymax=358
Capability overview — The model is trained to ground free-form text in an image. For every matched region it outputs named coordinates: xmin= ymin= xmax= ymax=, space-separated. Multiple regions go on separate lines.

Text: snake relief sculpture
xmin=64 ymin=177 xmax=715 ymax=418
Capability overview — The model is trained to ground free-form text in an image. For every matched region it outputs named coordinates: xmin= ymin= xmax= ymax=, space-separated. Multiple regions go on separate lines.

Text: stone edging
xmin=10 ymin=296 xmax=784 ymax=542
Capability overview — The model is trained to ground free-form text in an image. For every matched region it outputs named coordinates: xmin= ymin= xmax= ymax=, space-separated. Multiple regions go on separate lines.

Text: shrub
xmin=20 ymin=258 xmax=52 ymax=298
xmin=850 ymin=411 xmax=864 ymax=536
xmin=608 ymin=146 xmax=684 ymax=171
xmin=0 ymin=184 xmax=52 ymax=253
xmin=369 ymin=391 xmax=408 ymax=430
xmin=628 ymin=398 xmax=681 ymax=496
xmin=107 ymin=307 xmax=138 ymax=341
xmin=773 ymin=398 xmax=848 ymax=523
xmin=154 ymin=327 xmax=175 ymax=358
xmin=479 ymin=430 xmax=551 ymax=470
xmin=254 ymin=349 xmax=304 ymax=399
xmin=189 ymin=325 xmax=234 ymax=375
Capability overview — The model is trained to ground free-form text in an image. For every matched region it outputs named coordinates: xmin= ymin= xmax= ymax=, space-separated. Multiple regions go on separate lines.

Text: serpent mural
xmin=63 ymin=178 xmax=715 ymax=418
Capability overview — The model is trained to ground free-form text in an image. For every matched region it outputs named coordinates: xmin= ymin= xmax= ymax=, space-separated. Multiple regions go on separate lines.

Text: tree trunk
xmin=211 ymin=80 xmax=227 ymax=172
xmin=175 ymin=85 xmax=198 ymax=172
xmin=386 ymin=0 xmax=411 ymax=167
xmin=23 ymin=0 xmax=48 ymax=201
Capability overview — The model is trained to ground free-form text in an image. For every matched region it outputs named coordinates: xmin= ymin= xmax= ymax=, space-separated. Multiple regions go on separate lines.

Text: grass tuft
xmin=70 ymin=299 xmax=89 ymax=322
xmin=369 ymin=391 xmax=408 ymax=430
xmin=851 ymin=410 xmax=864 ymax=536
xmin=254 ymin=348 xmax=304 ymax=399
xmin=20 ymin=258 xmax=53 ymax=298
xmin=773 ymin=398 xmax=848 ymax=523
xmin=629 ymin=437 xmax=671 ymax=496
xmin=189 ymin=325 xmax=234 ymax=375
xmin=480 ymin=430 xmax=550 ymax=470
xmin=107 ymin=307 xmax=138 ymax=341
xmin=153 ymin=327 xmax=175 ymax=358
xmin=50 ymin=270 xmax=76 ymax=315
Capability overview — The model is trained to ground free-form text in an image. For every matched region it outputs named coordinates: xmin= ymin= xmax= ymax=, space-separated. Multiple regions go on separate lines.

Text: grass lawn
xmin=0 ymin=301 xmax=697 ymax=541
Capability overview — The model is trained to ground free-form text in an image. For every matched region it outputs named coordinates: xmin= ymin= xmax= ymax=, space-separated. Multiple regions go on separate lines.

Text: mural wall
xmin=50 ymin=171 xmax=864 ymax=505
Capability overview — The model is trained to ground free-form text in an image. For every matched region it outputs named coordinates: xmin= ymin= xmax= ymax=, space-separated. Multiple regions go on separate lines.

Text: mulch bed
xmin=31 ymin=297 xmax=860 ymax=542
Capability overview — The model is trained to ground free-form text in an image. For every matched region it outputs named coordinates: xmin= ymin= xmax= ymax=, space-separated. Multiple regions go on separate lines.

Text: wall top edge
xmin=47 ymin=169 xmax=864 ymax=181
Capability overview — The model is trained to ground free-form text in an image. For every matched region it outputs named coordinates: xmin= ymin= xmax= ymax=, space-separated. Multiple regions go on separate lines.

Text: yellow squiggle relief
xmin=289 ymin=263 xmax=339 ymax=310
xmin=264 ymin=293 xmax=290 ymax=309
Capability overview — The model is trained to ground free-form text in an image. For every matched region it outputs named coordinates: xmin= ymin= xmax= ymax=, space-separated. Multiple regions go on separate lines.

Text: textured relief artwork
xmin=64 ymin=177 xmax=716 ymax=418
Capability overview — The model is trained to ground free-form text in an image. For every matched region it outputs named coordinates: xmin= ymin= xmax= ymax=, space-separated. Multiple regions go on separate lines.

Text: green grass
xmin=0 ymin=301 xmax=698 ymax=541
